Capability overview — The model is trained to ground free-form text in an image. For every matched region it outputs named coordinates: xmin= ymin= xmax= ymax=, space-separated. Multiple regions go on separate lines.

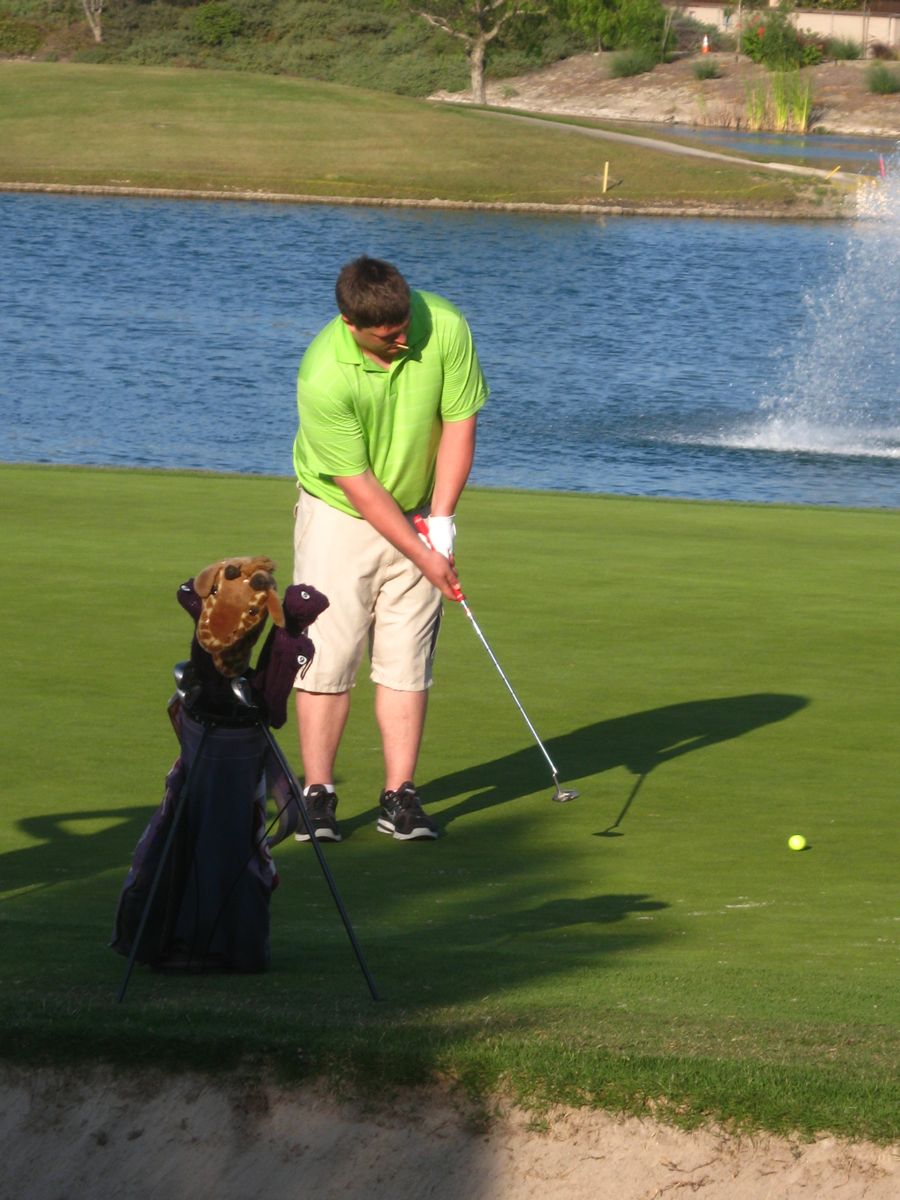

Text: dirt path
xmin=478 ymin=109 xmax=852 ymax=182
xmin=2 ymin=1067 xmax=898 ymax=1200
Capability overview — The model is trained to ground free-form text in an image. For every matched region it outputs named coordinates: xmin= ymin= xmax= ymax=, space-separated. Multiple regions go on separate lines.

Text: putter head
xmin=552 ymin=780 xmax=579 ymax=803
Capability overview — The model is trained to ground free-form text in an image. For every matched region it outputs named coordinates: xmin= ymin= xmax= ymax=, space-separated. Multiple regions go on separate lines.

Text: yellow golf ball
xmin=788 ymin=834 xmax=807 ymax=851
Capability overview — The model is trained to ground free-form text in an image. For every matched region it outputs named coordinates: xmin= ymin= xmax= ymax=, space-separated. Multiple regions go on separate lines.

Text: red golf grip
xmin=413 ymin=514 xmax=465 ymax=601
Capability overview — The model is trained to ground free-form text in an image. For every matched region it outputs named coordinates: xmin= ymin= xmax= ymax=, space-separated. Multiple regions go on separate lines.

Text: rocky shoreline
xmin=0 ymin=178 xmax=860 ymax=221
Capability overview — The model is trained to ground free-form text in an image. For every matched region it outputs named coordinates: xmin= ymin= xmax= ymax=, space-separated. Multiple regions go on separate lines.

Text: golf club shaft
xmin=458 ymin=599 xmax=561 ymax=779
xmin=413 ymin=515 xmax=560 ymax=781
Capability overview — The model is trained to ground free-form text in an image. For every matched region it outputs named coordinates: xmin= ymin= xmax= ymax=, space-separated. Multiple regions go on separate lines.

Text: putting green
xmin=1 ymin=464 xmax=897 ymax=1139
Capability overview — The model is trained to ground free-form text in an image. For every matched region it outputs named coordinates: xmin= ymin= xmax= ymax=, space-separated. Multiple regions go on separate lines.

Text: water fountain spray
xmin=745 ymin=145 xmax=900 ymax=462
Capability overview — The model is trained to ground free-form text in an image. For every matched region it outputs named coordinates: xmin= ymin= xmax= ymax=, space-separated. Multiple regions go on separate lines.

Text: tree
xmin=82 ymin=0 xmax=103 ymax=44
xmin=410 ymin=1 xmax=543 ymax=103
xmin=556 ymin=0 xmax=614 ymax=49
xmin=556 ymin=0 xmax=669 ymax=55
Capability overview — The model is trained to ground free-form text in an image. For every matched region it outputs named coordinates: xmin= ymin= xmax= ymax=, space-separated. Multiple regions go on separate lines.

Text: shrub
xmin=693 ymin=59 xmax=721 ymax=80
xmin=487 ymin=10 xmax=592 ymax=80
xmin=0 ymin=0 xmax=55 ymax=15
xmin=565 ymin=0 xmax=670 ymax=57
xmin=71 ymin=46 xmax=112 ymax=62
xmin=119 ymin=31 xmax=200 ymax=65
xmin=742 ymin=3 xmax=822 ymax=70
xmin=0 ymin=14 xmax=44 ymax=55
xmin=869 ymin=42 xmax=898 ymax=62
xmin=866 ymin=62 xmax=900 ymax=94
xmin=610 ymin=46 xmax=658 ymax=77
xmin=191 ymin=1 xmax=244 ymax=47
xmin=667 ymin=12 xmax=722 ymax=53
xmin=616 ymin=0 xmax=670 ymax=54
xmin=825 ymin=37 xmax=861 ymax=60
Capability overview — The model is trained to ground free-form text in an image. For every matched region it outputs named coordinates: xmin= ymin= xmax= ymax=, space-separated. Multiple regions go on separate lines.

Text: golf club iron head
xmin=230 ymin=676 xmax=257 ymax=710
xmin=172 ymin=661 xmax=201 ymax=709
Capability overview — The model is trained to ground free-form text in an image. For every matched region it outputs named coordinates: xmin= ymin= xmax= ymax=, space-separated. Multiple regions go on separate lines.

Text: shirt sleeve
xmin=437 ymin=310 xmax=489 ymax=422
xmin=296 ymin=374 xmax=369 ymax=478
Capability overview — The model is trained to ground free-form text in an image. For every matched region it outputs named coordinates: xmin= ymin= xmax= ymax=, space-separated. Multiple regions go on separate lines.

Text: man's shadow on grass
xmin=512 ymin=892 xmax=668 ymax=930
xmin=416 ymin=692 xmax=808 ymax=834
xmin=0 ymin=807 xmax=154 ymax=897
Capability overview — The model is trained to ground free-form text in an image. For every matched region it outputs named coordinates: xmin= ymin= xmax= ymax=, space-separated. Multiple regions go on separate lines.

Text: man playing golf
xmin=291 ymin=256 xmax=488 ymax=842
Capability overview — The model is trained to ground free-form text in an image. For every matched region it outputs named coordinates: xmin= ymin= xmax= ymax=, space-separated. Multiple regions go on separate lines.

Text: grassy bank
xmin=2 ymin=465 xmax=898 ymax=1140
xmin=0 ymin=62 xmax=843 ymax=211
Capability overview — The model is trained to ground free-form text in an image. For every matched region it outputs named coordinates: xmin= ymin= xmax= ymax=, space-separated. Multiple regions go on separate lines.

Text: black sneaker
xmin=294 ymin=785 xmax=342 ymax=843
xmin=377 ymin=781 xmax=439 ymax=841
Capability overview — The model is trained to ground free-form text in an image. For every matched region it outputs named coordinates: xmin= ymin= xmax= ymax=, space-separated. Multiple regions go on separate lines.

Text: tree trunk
xmin=469 ymin=37 xmax=487 ymax=104
xmin=82 ymin=0 xmax=103 ymax=44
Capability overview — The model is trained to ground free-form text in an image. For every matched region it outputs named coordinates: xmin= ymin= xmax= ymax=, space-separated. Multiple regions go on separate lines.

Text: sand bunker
xmin=1 ymin=1067 xmax=898 ymax=1199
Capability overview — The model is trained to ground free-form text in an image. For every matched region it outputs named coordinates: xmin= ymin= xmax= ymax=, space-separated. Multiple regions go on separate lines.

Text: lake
xmin=1 ymin=188 xmax=897 ymax=508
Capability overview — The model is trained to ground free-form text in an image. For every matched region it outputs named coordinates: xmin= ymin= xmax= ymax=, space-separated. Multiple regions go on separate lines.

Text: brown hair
xmin=335 ymin=256 xmax=411 ymax=328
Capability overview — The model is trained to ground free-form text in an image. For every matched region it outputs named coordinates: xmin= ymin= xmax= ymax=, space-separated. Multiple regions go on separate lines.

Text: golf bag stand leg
xmin=258 ymin=719 xmax=380 ymax=1002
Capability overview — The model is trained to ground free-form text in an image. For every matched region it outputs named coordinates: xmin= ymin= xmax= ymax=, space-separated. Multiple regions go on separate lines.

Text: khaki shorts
xmin=293 ymin=490 xmax=442 ymax=693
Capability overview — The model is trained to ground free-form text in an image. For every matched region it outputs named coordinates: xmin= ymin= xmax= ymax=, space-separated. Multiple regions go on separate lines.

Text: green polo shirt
xmin=293 ymin=290 xmax=488 ymax=517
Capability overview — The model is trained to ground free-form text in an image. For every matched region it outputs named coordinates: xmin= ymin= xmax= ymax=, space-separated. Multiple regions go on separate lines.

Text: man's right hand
xmin=334 ymin=470 xmax=463 ymax=601
xmin=420 ymin=548 xmax=463 ymax=602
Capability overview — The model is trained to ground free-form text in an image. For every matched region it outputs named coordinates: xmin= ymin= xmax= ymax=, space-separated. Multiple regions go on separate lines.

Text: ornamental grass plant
xmin=866 ymin=62 xmax=900 ymax=94
xmin=744 ymin=71 xmax=813 ymax=131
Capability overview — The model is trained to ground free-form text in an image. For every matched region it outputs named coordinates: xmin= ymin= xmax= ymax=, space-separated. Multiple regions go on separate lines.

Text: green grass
xmin=2 ymin=464 xmax=898 ymax=1140
xmin=0 ymin=61 xmax=845 ymax=210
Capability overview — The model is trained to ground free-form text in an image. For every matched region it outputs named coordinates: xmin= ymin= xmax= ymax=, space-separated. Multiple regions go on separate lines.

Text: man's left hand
xmin=424 ymin=514 xmax=456 ymax=561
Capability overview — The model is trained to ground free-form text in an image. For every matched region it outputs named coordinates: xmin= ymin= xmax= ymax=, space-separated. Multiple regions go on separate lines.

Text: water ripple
xmin=1 ymin=190 xmax=897 ymax=508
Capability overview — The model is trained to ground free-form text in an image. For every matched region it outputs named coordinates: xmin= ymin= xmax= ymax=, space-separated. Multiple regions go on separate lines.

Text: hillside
xmin=0 ymin=0 xmax=585 ymax=95
xmin=435 ymin=50 xmax=900 ymax=137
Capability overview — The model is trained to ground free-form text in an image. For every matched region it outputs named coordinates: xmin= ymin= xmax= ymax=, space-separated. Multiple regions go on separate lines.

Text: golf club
xmin=414 ymin=515 xmax=578 ymax=803
xmin=172 ymin=660 xmax=201 ymax=709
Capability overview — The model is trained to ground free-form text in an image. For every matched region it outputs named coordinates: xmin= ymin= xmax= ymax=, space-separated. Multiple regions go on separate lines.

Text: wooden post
xmin=602 ymin=162 xmax=610 ymax=194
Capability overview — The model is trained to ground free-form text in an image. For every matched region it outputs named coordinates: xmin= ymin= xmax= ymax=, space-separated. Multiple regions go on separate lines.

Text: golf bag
xmin=110 ymin=700 xmax=295 ymax=972
xmin=110 ymin=560 xmax=330 ymax=974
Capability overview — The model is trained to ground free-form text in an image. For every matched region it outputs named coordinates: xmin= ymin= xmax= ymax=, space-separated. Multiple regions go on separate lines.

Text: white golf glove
xmin=422 ymin=514 xmax=456 ymax=560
